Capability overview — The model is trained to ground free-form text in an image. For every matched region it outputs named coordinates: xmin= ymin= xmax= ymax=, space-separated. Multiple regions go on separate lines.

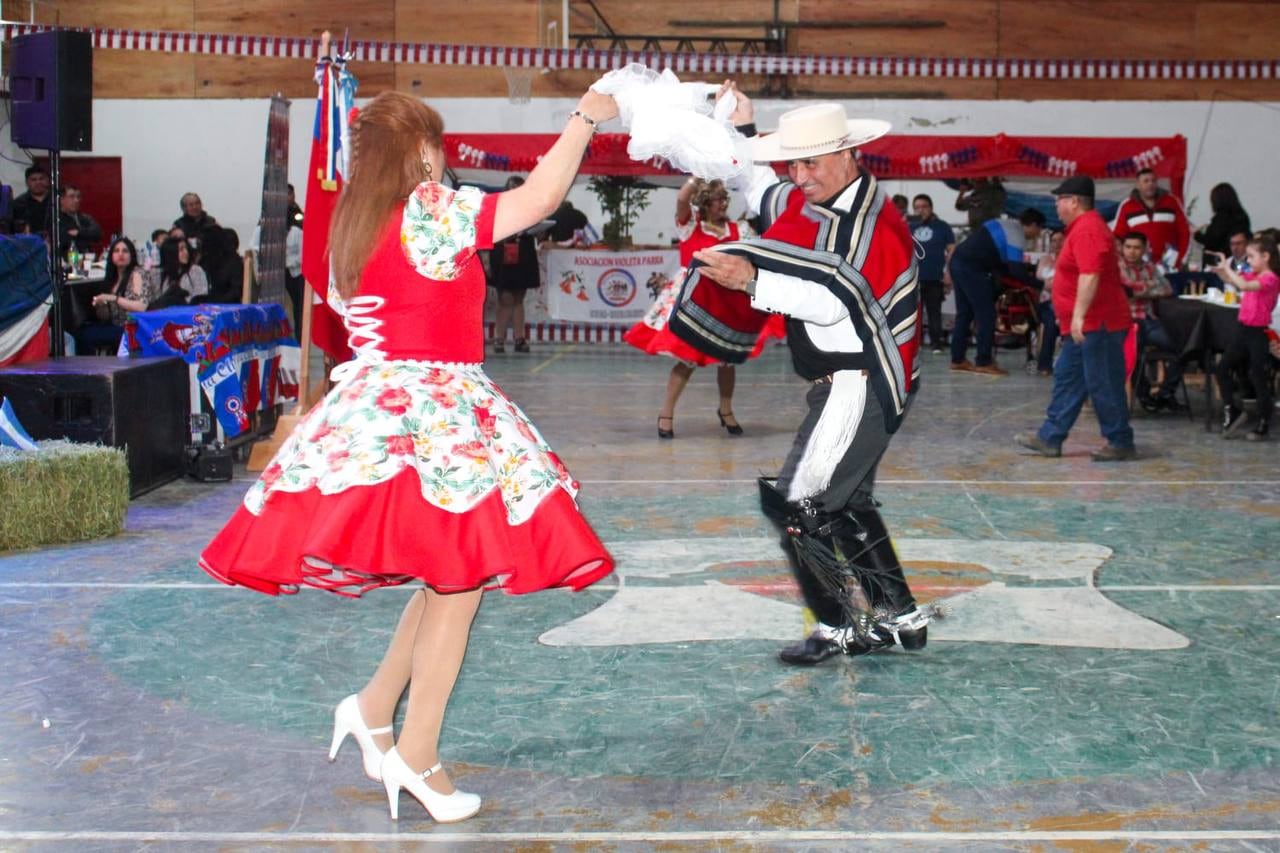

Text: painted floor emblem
xmin=540 ymin=538 xmax=1188 ymax=651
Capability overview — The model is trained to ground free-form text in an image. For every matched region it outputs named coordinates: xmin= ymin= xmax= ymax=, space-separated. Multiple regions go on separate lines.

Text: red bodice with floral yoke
xmin=199 ymin=182 xmax=613 ymax=597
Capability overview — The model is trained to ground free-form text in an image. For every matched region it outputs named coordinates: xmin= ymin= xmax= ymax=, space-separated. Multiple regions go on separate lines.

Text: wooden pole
xmin=247 ymin=287 xmax=316 ymax=470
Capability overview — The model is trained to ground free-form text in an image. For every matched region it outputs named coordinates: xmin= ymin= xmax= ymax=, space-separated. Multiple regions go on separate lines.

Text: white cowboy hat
xmin=749 ymin=104 xmax=891 ymax=163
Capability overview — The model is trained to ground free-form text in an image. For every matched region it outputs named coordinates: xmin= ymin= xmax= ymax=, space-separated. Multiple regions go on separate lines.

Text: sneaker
xmin=931 ymin=345 xmax=944 ymax=354
xmin=514 ymin=339 xmax=531 ymax=353
xmin=491 ymin=341 xmax=505 ymax=354
xmin=1246 ymin=421 xmax=1269 ymax=442
xmin=1222 ymin=405 xmax=1247 ymax=437
xmin=971 ymin=363 xmax=1009 ymax=376
xmin=950 ymin=360 xmax=975 ymax=371
xmin=1091 ymin=444 xmax=1137 ymax=462
xmin=1014 ymin=431 xmax=1062 ymax=458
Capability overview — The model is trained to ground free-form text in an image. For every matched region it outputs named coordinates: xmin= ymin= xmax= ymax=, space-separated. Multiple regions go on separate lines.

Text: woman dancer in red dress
xmin=625 ymin=178 xmax=778 ymax=437
xmin=200 ymin=88 xmax=618 ymax=822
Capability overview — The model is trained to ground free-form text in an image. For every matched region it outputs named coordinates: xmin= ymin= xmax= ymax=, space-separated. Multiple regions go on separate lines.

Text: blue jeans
xmin=949 ymin=257 xmax=997 ymax=366
xmin=1037 ymin=328 xmax=1134 ymax=450
xmin=1036 ymin=301 xmax=1059 ymax=372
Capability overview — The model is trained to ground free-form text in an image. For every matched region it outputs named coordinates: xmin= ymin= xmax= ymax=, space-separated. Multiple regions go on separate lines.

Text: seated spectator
xmin=1118 ymin=232 xmax=1183 ymax=411
xmin=892 ymin=193 xmax=910 ymax=219
xmin=1227 ymin=229 xmax=1251 ymax=273
xmin=57 ymin=185 xmax=104 ymax=255
xmin=1193 ymin=183 xmax=1250 ymax=256
xmin=79 ymin=237 xmax=158 ymax=354
xmin=197 ymin=226 xmax=244 ymax=303
xmin=12 ymin=165 xmax=52 ymax=237
xmin=173 ymin=192 xmax=218 ymax=242
xmin=149 ymin=236 xmax=208 ymax=305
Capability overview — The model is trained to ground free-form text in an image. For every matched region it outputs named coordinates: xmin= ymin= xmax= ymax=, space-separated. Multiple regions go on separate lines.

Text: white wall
xmin=3 ymin=95 xmax=1276 ymax=247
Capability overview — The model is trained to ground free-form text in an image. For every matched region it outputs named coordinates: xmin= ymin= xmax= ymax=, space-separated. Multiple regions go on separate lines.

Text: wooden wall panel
xmin=998 ymin=2 xmax=1196 ymax=59
xmin=1193 ymin=2 xmax=1280 ymax=58
xmin=192 ymin=0 xmax=397 ymax=97
xmin=94 ymin=52 xmax=197 ymax=99
xmin=394 ymin=0 xmax=540 ymax=98
xmin=579 ymin=1 xmax=799 ymax=36
xmin=25 ymin=0 xmax=1280 ymax=100
xmin=796 ymin=1 xmax=999 ymax=59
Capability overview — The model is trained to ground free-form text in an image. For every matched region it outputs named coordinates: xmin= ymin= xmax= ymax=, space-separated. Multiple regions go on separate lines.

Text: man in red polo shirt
xmin=1017 ymin=176 xmax=1136 ymax=461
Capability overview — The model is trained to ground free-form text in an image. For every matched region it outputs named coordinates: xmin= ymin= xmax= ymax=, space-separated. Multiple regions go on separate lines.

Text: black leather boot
xmin=778 ymin=630 xmax=848 ymax=665
xmin=843 ymin=506 xmax=929 ymax=651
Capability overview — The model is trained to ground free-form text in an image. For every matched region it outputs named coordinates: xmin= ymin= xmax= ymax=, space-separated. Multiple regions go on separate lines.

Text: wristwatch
xmin=745 ymin=279 xmax=757 ymax=297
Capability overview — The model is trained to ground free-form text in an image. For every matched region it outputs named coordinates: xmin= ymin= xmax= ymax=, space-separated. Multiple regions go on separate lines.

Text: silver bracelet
xmin=745 ymin=279 xmax=757 ymax=298
xmin=569 ymin=110 xmax=598 ymax=132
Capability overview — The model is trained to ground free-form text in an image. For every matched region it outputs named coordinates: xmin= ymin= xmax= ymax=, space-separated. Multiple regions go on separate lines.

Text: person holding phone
xmin=1212 ymin=235 xmax=1280 ymax=440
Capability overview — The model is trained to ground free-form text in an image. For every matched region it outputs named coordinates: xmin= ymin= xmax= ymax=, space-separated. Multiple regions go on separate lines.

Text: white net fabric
xmin=590 ymin=63 xmax=752 ymax=182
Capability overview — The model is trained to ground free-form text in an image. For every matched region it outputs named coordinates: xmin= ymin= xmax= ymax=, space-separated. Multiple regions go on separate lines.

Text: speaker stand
xmin=47 ymin=149 xmax=66 ymax=357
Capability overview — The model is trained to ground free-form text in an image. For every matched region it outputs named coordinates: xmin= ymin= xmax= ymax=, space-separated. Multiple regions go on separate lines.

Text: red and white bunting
xmin=3 ymin=24 xmax=1276 ymax=82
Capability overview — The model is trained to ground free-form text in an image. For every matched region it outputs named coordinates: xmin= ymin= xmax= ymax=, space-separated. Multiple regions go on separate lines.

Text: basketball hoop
xmin=502 ymin=66 xmax=536 ymax=104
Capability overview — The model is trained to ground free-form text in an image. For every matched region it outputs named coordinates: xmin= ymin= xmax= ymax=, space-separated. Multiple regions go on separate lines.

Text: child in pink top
xmin=1212 ymin=235 xmax=1280 ymax=440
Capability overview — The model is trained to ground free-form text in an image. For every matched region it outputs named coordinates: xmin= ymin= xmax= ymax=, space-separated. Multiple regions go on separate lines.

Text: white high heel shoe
xmin=327 ymin=694 xmax=393 ymax=782
xmin=380 ymin=746 xmax=481 ymax=822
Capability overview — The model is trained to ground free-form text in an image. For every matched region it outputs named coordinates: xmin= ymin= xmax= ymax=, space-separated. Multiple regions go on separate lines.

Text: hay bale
xmin=0 ymin=441 xmax=129 ymax=551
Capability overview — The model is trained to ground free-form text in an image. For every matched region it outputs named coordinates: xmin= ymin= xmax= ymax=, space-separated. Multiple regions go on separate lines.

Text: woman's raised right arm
xmin=492 ymin=89 xmax=618 ymax=243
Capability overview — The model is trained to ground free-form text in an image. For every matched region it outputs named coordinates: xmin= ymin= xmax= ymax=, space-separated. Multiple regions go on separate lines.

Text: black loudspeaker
xmin=10 ymin=30 xmax=93 ymax=151
xmin=0 ymin=356 xmax=189 ymax=497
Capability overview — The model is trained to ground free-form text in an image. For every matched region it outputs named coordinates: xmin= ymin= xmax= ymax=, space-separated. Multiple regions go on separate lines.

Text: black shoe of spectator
xmin=1157 ymin=395 xmax=1188 ymax=413
xmin=1246 ymin=420 xmax=1269 ymax=442
xmin=1222 ymin=405 xmax=1247 ymax=437
xmin=1138 ymin=394 xmax=1162 ymax=413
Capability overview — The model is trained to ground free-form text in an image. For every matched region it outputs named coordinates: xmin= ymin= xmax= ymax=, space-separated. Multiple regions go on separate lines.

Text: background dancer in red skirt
xmin=200 ymin=87 xmax=618 ymax=823
xmin=625 ymin=178 xmax=779 ymax=438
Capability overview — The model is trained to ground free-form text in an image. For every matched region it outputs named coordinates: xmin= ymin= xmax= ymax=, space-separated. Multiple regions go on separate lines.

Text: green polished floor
xmin=1 ymin=345 xmax=1278 ymax=851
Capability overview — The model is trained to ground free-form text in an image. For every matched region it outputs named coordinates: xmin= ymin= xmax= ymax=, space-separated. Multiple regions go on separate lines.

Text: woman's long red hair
xmin=329 ymin=92 xmax=445 ymax=299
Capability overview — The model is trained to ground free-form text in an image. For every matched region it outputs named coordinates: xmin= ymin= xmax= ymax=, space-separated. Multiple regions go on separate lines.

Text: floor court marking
xmin=578 ymin=478 xmax=1280 ymax=486
xmin=529 ymin=344 xmax=579 ymax=375
xmin=2 ymin=830 xmax=1278 ymax=844
xmin=2 ymin=582 xmax=1276 ymax=593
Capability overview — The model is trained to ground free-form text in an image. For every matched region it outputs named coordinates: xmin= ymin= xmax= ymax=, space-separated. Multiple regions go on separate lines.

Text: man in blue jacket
xmin=948 ymin=208 xmax=1045 ymax=375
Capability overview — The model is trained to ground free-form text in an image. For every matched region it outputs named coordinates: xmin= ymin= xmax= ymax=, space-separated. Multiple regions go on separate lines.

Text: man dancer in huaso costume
xmin=690 ymin=84 xmax=931 ymax=665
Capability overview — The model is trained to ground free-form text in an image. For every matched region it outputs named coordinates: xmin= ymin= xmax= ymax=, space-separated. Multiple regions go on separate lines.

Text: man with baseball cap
xmin=689 ymin=84 xmax=929 ymax=665
xmin=1016 ymin=175 xmax=1137 ymax=461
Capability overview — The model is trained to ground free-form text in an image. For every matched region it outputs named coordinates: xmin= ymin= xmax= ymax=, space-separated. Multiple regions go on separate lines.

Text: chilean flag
xmin=301 ymin=55 xmax=355 ymax=362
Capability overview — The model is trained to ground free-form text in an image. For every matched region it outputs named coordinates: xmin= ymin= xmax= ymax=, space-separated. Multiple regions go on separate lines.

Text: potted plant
xmin=586 ymin=176 xmax=651 ymax=250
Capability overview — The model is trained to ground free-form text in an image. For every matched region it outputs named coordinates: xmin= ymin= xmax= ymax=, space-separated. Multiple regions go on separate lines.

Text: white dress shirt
xmin=738 ymin=167 xmax=863 ymax=354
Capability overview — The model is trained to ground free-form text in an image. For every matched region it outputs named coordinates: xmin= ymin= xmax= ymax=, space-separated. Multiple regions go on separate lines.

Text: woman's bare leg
xmin=716 ymin=365 xmax=739 ymax=428
xmin=394 ymin=587 xmax=484 ymax=793
xmin=513 ymin=291 xmax=528 ymax=344
xmin=495 ymin=290 xmax=517 ymax=343
xmin=659 ymin=362 xmax=695 ymax=421
xmin=356 ymin=589 xmax=427 ymax=753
